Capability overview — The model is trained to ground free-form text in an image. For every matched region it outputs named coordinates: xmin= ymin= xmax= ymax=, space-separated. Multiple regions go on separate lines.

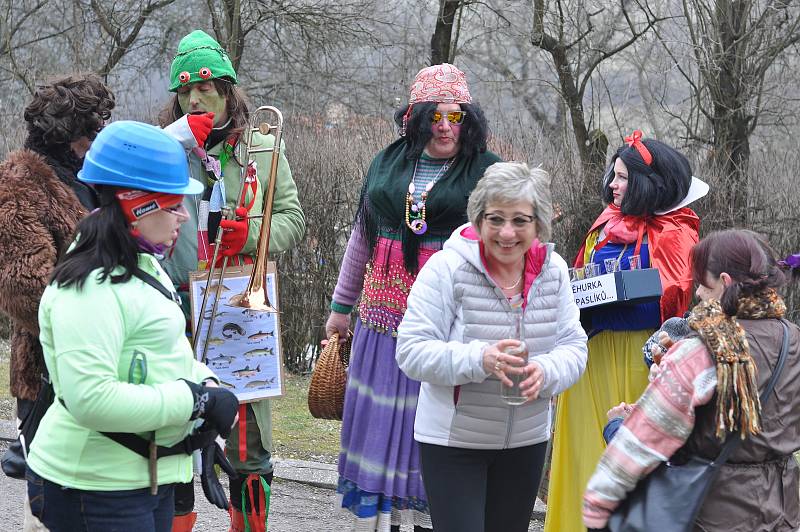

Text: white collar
xmin=655 ymin=176 xmax=709 ymax=215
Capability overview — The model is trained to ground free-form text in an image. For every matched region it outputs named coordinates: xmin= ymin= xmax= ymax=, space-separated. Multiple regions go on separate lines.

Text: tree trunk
xmin=430 ymin=0 xmax=460 ymax=64
xmin=212 ymin=0 xmax=244 ymax=72
xmin=550 ymin=45 xmax=606 ymax=178
xmin=708 ymin=0 xmax=751 ymax=225
xmin=711 ymin=107 xmax=751 ymax=225
xmin=547 ymin=45 xmax=607 ymax=258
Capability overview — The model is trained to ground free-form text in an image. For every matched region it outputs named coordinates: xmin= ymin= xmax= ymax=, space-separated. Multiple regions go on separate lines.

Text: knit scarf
xmin=687 ymin=289 xmax=786 ymax=440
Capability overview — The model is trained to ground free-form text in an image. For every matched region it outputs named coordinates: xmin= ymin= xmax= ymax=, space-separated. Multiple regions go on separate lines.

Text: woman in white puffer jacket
xmin=396 ymin=161 xmax=588 ymax=532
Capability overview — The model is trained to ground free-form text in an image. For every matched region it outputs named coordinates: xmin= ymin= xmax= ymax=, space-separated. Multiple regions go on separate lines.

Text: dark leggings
xmin=419 ymin=441 xmax=547 ymax=532
xmin=174 ymin=481 xmax=194 ymax=515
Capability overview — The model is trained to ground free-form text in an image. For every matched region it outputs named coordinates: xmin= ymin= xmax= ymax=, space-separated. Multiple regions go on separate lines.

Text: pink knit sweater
xmin=582 ymin=337 xmax=717 ymax=529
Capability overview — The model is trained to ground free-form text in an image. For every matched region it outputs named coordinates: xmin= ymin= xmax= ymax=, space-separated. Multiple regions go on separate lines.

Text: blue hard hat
xmin=79 ymin=120 xmax=204 ymax=195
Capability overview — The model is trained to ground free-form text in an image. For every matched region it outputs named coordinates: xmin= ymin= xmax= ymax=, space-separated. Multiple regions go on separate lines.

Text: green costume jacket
xmin=161 ymin=131 xmax=305 ymax=473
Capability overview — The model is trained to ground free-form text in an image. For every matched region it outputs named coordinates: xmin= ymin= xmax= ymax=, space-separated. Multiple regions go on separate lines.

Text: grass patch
xmin=0 ymin=339 xmax=13 ymax=420
xmin=271 ymin=372 xmax=341 ymax=464
xmin=0 ymin=340 xmax=9 ymax=401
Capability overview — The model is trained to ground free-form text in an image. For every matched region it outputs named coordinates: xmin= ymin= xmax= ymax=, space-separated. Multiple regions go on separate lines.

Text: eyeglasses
xmin=431 ymin=110 xmax=466 ymax=125
xmin=163 ymin=204 xmax=187 ymax=215
xmin=483 ymin=213 xmax=535 ymax=229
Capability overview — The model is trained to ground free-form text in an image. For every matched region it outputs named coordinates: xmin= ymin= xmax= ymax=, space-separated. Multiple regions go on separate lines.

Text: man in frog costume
xmin=159 ymin=29 xmax=305 ymax=532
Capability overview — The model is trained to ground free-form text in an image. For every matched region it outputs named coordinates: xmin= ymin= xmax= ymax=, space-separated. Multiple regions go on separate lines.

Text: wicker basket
xmin=307 ymin=332 xmax=351 ymax=420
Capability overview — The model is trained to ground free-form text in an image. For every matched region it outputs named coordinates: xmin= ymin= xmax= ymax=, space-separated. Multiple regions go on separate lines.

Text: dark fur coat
xmin=0 ymin=150 xmax=85 ymax=400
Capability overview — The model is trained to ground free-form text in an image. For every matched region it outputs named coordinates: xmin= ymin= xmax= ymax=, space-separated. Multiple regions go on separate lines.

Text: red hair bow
xmin=624 ymin=130 xmax=652 ymax=166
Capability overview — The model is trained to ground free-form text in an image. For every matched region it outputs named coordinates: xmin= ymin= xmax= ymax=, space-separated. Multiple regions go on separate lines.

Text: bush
xmin=276 ymin=117 xmax=394 ymax=373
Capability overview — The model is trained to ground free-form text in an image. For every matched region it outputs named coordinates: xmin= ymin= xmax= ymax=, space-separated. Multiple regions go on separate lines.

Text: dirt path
xmin=1 ymin=440 xmax=545 ymax=531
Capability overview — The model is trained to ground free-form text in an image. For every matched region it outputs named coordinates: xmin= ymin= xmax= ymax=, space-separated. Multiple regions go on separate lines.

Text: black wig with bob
xmin=50 ymin=185 xmax=141 ymax=290
xmin=393 ymin=102 xmax=490 ymax=160
xmin=601 ymin=137 xmax=692 ymax=216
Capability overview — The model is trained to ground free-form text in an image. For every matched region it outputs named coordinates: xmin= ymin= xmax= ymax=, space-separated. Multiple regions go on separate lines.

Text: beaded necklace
xmin=404 ymin=157 xmax=454 ymax=235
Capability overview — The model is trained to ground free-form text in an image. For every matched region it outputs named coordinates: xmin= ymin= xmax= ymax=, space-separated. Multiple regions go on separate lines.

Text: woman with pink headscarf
xmin=324 ymin=64 xmax=501 ymax=531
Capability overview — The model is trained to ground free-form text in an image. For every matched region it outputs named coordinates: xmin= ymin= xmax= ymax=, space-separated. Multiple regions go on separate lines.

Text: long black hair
xmin=601 ymin=138 xmax=692 ymax=216
xmin=50 ymin=185 xmax=140 ymax=289
xmin=393 ymin=101 xmax=490 ymax=160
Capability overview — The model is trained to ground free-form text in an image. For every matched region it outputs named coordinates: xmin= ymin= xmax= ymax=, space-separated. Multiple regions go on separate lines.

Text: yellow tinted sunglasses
xmin=431 ymin=110 xmax=467 ymax=125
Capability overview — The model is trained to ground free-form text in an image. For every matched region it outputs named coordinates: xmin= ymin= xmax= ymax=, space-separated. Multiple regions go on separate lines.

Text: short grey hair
xmin=467 ymin=161 xmax=553 ymax=241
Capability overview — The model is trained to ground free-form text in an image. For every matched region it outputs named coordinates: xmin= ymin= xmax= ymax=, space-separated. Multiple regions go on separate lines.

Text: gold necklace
xmin=500 ymin=272 xmax=523 ymax=290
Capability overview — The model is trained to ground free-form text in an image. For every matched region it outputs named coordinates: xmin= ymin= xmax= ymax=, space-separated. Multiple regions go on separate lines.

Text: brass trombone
xmin=193 ymin=106 xmax=284 ymax=362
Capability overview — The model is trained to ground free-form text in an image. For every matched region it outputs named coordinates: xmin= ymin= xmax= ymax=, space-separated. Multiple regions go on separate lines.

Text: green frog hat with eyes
xmin=169 ymin=30 xmax=238 ymax=91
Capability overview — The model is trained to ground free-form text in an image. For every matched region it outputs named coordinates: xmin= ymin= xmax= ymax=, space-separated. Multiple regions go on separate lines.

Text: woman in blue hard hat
xmin=24 ymin=121 xmax=240 ymax=532
xmin=159 ymin=29 xmax=305 ymax=532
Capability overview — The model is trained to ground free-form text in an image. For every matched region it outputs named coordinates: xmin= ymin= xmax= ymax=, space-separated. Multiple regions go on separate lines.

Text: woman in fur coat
xmin=0 ymin=74 xmax=114 ymax=433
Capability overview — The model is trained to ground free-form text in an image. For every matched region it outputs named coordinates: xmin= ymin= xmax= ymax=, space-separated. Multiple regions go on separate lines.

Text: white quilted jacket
xmin=396 ymin=224 xmax=587 ymax=449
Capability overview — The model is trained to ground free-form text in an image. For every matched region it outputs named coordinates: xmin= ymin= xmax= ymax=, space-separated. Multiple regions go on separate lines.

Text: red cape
xmin=574 ymin=207 xmax=700 ymax=322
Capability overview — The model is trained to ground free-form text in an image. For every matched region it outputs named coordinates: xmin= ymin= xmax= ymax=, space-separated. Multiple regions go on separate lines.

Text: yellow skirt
xmin=544 ymin=329 xmax=652 ymax=532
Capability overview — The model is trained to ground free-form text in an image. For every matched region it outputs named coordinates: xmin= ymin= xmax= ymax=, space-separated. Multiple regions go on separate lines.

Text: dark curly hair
xmin=23 ymin=74 xmax=115 ymax=149
xmin=601 ymin=137 xmax=692 ymax=216
xmin=393 ymin=102 xmax=490 ymax=160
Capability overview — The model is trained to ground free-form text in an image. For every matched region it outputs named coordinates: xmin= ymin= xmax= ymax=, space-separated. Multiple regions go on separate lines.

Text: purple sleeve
xmin=331 ymin=226 xmax=371 ymax=313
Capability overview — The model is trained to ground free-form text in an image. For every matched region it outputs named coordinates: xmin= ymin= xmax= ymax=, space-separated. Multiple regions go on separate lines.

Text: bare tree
xmin=88 ymin=0 xmax=179 ymax=79
xmin=205 ymin=0 xmax=378 ymax=91
xmin=0 ymin=0 xmax=73 ymax=93
xmin=206 ymin=0 xmax=247 ymax=71
xmin=530 ymin=0 xmax=662 ymax=176
xmin=655 ymin=0 xmax=800 ymax=225
xmin=459 ymin=2 xmax=563 ymax=140
xmin=430 ymin=0 xmax=463 ymax=64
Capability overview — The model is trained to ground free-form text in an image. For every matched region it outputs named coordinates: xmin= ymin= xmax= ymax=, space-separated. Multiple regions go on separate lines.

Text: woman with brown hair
xmin=583 ymin=229 xmax=800 ymax=531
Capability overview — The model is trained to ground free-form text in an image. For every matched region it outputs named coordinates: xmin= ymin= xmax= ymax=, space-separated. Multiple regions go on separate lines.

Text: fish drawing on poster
xmin=191 ymin=271 xmax=283 ymax=402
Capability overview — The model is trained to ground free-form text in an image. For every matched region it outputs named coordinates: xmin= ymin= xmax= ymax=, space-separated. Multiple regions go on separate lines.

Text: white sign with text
xmin=571 ymin=273 xmax=619 ymax=309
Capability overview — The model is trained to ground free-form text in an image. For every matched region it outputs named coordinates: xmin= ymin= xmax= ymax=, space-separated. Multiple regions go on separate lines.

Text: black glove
xmin=184 ymin=421 xmax=220 ymax=453
xmin=182 ymin=380 xmax=239 ymax=438
xmin=201 ymin=439 xmax=237 ymax=510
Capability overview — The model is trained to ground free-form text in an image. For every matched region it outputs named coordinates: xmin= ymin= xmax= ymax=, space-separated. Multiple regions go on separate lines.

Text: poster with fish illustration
xmin=189 ymin=263 xmax=284 ymax=402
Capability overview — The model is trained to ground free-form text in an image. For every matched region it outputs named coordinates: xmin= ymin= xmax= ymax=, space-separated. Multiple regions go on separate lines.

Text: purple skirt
xmin=336 ymin=319 xmax=429 ymax=523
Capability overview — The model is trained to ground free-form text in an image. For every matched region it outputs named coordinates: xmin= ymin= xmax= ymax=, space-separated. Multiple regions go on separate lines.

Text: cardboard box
xmin=571 ymin=268 xmax=662 ymax=310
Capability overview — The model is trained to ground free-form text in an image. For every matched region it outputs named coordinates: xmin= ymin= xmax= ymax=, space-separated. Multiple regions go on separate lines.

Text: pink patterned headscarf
xmin=408 ymin=63 xmax=472 ymax=104
xmin=401 ymin=63 xmax=472 ymax=135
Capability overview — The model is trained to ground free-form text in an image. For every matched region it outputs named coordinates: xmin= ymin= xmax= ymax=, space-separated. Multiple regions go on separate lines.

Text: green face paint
xmin=177 ymin=81 xmax=228 ymax=127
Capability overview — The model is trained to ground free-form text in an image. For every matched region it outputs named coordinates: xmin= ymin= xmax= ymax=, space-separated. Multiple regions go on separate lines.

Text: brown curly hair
xmin=24 ymin=74 xmax=115 ymax=148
